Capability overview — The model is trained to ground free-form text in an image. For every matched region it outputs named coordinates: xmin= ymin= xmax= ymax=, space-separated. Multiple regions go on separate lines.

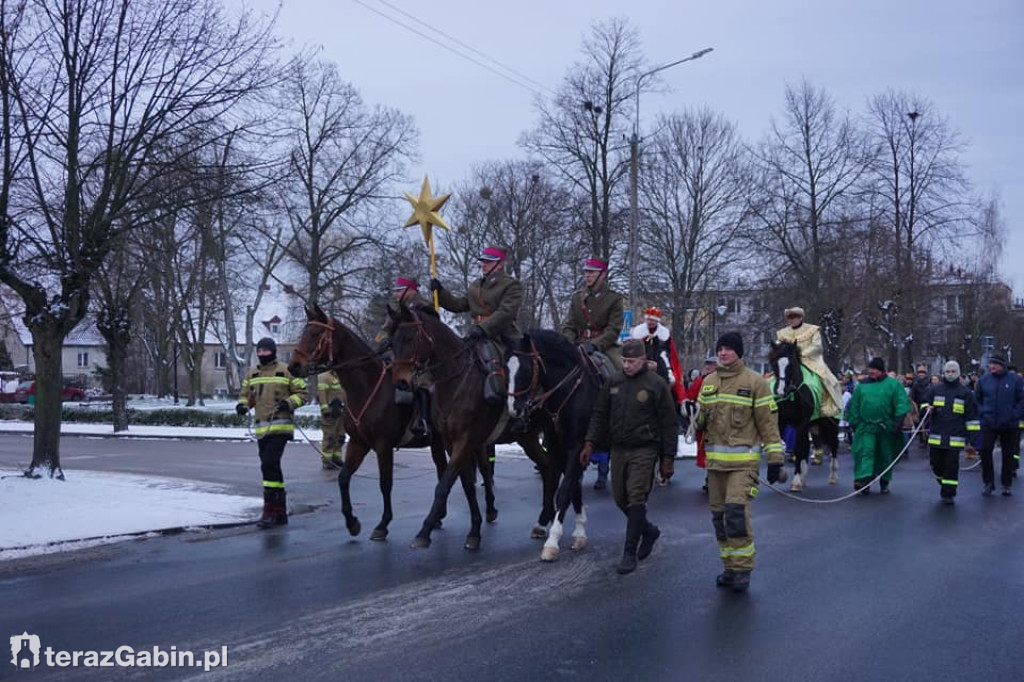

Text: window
xmin=214 ymin=351 xmax=227 ymax=369
xmin=269 ymin=323 xmax=280 ymax=334
xmin=76 ymin=352 xmax=89 ymax=368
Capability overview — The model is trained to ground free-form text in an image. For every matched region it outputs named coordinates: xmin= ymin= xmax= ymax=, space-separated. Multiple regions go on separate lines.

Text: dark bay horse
xmin=386 ymin=303 xmax=557 ymax=550
xmin=769 ymin=340 xmax=840 ymax=490
xmin=289 ymin=306 xmax=451 ymax=541
xmin=509 ymin=330 xmax=603 ymax=562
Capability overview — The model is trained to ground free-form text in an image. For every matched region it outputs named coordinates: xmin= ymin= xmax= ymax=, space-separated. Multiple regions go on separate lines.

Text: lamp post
xmin=710 ymin=303 xmax=727 ymax=357
xmin=628 ymin=47 xmax=713 ymax=314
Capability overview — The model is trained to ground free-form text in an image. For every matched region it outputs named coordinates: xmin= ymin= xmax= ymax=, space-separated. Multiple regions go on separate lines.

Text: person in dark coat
xmin=974 ymin=354 xmax=1024 ymax=496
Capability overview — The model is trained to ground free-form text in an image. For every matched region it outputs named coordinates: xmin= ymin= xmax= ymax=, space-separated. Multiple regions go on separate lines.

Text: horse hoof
xmin=410 ymin=536 xmax=431 ymax=549
xmin=530 ymin=525 xmax=548 ymax=540
xmin=789 ymin=475 xmax=804 ymax=492
xmin=540 ymin=547 xmax=560 ymax=562
xmin=571 ymin=537 xmax=587 ymax=551
xmin=486 ymin=509 xmax=498 ymax=524
xmin=347 ymin=519 xmax=362 ymax=537
xmin=370 ymin=528 xmax=388 ymax=542
xmin=464 ymin=536 xmax=481 ymax=551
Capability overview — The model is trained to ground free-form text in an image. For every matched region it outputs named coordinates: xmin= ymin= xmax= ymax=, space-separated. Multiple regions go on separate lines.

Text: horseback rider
xmin=561 ymin=257 xmax=624 ymax=371
xmin=430 ymin=245 xmax=523 ymax=403
xmin=630 ymin=306 xmax=685 ymax=407
xmin=775 ymin=307 xmax=842 ymax=418
xmin=376 ymin=275 xmax=432 ymax=437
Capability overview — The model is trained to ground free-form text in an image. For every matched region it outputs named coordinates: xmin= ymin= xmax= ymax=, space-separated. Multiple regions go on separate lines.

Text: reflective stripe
xmin=254 ymin=420 xmax=295 ymax=437
xmin=966 ymin=420 xmax=980 ymax=432
xmin=245 ymin=376 xmax=291 ymax=387
xmin=720 ymin=542 xmax=755 ymax=558
xmin=932 ymin=396 xmax=946 ymax=407
xmin=749 ymin=487 xmax=759 ymax=499
xmin=754 ymin=395 xmax=777 ymax=409
xmin=952 ymin=398 xmax=965 ymax=414
xmin=949 ymin=437 xmax=966 ymax=447
xmin=262 ymin=480 xmax=285 ymax=489
xmin=928 ymin=436 xmax=942 ymax=445
xmin=764 ymin=443 xmax=784 ymax=454
xmin=706 ymin=449 xmax=760 ymax=463
xmin=940 ymin=479 xmax=959 ymax=486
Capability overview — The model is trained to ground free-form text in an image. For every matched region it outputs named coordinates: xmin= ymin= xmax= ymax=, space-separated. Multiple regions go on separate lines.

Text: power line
xmin=374 ymin=0 xmax=556 ymax=97
xmin=350 ymin=0 xmax=551 ymax=98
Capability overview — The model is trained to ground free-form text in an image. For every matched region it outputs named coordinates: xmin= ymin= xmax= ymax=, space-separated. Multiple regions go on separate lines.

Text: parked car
xmin=13 ymin=380 xmax=87 ymax=403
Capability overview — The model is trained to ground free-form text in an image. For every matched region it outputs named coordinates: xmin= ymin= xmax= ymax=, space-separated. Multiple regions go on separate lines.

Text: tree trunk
xmin=28 ymin=329 xmax=66 ymax=479
xmin=108 ymin=339 xmax=130 ymax=432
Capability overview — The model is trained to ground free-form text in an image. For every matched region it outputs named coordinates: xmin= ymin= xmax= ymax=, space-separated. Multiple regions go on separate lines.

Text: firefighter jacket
xmin=238 ymin=360 xmax=307 ymax=439
xmin=974 ymin=369 xmax=1024 ymax=430
xmin=437 ymin=270 xmax=523 ymax=341
xmin=585 ymin=365 xmax=677 ymax=460
xmin=317 ymin=371 xmax=346 ymax=416
xmin=696 ymin=359 xmax=784 ymax=471
xmin=561 ymin=280 xmax=624 ymax=352
xmin=920 ymin=380 xmax=980 ymax=450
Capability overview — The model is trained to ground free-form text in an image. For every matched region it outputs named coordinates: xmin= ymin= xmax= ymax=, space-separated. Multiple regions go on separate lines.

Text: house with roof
xmin=0 ymin=288 xmax=107 ymax=386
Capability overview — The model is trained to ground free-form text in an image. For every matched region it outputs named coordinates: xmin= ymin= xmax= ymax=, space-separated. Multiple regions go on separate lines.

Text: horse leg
xmin=370 ymin=446 xmax=394 ymax=541
xmin=568 ymin=444 xmax=588 ymax=550
xmin=429 ymin=436 xmax=448 ymax=528
xmin=520 ymin=433 xmax=555 ymax=538
xmin=482 ymin=444 xmax=498 ymax=524
xmin=411 ymin=465 xmax=461 ymax=549
xmin=827 ymin=418 xmax=841 ymax=485
xmin=459 ymin=462 xmax=484 ymax=550
xmin=541 ymin=471 xmax=576 ymax=562
xmin=338 ymin=440 xmax=370 ymax=536
xmin=790 ymin=428 xmax=809 ymax=492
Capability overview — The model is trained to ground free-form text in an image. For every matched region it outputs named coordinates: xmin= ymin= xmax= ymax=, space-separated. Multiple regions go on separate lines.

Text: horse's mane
xmin=772 ymin=339 xmax=803 ymax=362
xmin=329 ymin=315 xmax=375 ymax=354
xmin=527 ymin=329 xmax=580 ymax=374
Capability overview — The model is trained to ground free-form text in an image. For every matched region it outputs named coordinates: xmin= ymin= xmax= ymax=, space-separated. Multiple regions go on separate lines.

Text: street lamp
xmin=628 ymin=47 xmax=713 ymax=314
xmin=710 ymin=303 xmax=727 ymax=356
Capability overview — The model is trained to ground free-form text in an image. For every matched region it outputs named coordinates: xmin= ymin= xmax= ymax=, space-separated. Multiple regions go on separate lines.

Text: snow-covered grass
xmin=0 ymin=468 xmax=261 ymax=561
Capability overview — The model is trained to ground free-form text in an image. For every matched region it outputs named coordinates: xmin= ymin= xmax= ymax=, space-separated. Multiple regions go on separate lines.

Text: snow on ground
xmin=0 ymin=468 xmax=261 ymax=561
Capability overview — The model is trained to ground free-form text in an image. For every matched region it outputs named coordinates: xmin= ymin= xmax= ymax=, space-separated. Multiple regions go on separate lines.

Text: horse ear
xmin=311 ymin=304 xmax=327 ymax=323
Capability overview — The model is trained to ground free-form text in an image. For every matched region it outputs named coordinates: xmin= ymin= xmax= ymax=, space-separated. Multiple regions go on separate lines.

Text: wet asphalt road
xmin=1 ymin=433 xmax=1021 ymax=681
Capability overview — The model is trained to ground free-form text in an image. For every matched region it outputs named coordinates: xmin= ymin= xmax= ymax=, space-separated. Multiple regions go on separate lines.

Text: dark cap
xmin=868 ymin=356 xmax=885 ymax=372
xmin=621 ymin=339 xmax=646 ymax=359
xmin=989 ymin=353 xmax=1006 ymax=367
xmin=256 ymin=337 xmax=277 ymax=353
xmin=715 ymin=331 xmax=744 ymax=359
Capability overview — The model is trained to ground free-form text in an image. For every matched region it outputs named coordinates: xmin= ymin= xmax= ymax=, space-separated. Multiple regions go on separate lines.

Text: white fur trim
xmin=630 ymin=322 xmax=670 ymax=342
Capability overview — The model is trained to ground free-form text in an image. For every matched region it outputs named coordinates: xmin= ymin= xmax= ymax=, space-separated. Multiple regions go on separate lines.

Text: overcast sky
xmin=246 ymin=0 xmax=1023 ymax=296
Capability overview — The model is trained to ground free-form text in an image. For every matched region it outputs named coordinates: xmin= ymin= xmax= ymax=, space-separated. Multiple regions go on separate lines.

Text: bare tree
xmin=638 ymin=107 xmax=752 ymax=356
xmin=275 ymin=56 xmax=417 ymax=309
xmin=521 ymin=18 xmax=643 ymax=261
xmin=747 ymin=80 xmax=874 ymax=368
xmin=0 ymin=0 xmax=276 ymax=477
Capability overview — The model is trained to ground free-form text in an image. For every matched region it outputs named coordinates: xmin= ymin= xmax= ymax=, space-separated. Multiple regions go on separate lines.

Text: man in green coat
xmin=846 ymin=356 xmax=912 ymax=494
xmin=561 ymin=257 xmax=624 ymax=370
xmin=430 ymin=245 xmax=523 ymax=403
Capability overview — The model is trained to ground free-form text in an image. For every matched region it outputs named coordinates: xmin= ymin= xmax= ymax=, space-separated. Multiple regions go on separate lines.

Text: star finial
xmin=403 ymin=176 xmax=451 ymax=244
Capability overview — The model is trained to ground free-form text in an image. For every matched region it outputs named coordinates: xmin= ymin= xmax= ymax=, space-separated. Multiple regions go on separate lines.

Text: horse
xmin=509 ymin=330 xmax=604 ymax=562
xmin=385 ymin=302 xmax=558 ymax=550
xmin=768 ymin=340 xmax=841 ymax=491
xmin=288 ymin=306 xmax=453 ymax=541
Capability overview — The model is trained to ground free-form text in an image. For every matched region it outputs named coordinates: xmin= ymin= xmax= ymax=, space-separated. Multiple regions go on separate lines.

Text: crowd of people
xmin=232 ymin=248 xmax=1022 ymax=591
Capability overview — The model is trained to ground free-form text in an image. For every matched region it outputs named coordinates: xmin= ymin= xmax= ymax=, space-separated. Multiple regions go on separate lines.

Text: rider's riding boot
xmin=617 ymin=507 xmax=645 ymax=574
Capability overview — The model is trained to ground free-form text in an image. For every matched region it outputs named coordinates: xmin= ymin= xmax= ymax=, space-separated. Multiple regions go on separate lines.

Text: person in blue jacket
xmin=974 ymin=354 xmax=1024 ymax=496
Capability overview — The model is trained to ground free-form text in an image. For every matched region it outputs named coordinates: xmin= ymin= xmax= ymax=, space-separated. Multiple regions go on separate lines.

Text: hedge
xmin=0 ymin=405 xmax=322 ymax=429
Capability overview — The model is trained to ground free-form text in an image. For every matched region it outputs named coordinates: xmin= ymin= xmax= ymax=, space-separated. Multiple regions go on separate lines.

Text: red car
xmin=13 ymin=380 xmax=87 ymax=403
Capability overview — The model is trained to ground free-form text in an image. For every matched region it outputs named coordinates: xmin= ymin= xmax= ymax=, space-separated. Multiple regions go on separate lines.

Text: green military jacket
xmin=561 ymin=280 xmax=624 ymax=352
xmin=237 ymin=360 xmax=308 ymax=440
xmin=585 ymin=366 xmax=677 ymax=459
xmin=697 ymin=359 xmax=784 ymax=470
xmin=437 ymin=269 xmax=523 ymax=340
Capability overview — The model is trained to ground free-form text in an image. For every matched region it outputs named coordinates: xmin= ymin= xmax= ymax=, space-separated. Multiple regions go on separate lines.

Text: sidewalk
xmin=0 ymin=420 xmax=322 ymax=442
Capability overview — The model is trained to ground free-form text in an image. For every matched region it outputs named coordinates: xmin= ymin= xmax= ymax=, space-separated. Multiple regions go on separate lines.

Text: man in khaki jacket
xmin=561 ymin=257 xmax=624 ymax=370
xmin=697 ymin=331 xmax=785 ymax=592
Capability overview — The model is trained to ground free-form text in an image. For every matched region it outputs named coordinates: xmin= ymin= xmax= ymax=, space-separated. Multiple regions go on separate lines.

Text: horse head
xmin=508 ymin=334 xmax=543 ymax=418
xmin=387 ymin=302 xmax=454 ymax=388
xmin=769 ymin=340 xmax=802 ymax=397
xmin=289 ymin=305 xmax=334 ymax=377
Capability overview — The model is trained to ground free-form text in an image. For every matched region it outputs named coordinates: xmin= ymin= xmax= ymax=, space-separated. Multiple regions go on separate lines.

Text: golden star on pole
xmin=403 ymin=175 xmax=451 ymax=243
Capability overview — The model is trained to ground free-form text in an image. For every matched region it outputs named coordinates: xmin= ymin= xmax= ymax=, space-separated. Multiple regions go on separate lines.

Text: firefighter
xmin=317 ymin=370 xmax=347 ymax=470
xmin=920 ymin=361 xmax=979 ymax=504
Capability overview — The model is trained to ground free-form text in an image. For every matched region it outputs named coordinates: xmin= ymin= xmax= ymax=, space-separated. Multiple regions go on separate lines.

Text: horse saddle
xmin=580 ymin=347 xmax=613 ymax=383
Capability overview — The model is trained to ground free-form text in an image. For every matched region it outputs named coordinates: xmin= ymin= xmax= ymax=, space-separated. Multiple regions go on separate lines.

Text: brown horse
xmin=387 ymin=302 xmax=551 ymax=550
xmin=288 ymin=306 xmax=452 ymax=541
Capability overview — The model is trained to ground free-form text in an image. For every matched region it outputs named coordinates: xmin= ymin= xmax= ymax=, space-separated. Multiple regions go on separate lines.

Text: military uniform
xmin=585 ymin=339 xmax=676 ymax=573
xmin=317 ymin=371 xmax=347 ymax=467
xmin=562 ymin=279 xmax=624 ymax=369
xmin=436 ymin=256 xmax=523 ymax=404
xmin=920 ymin=362 xmax=980 ymax=502
xmin=237 ymin=339 xmax=308 ymax=528
xmin=697 ymin=334 xmax=784 ymax=590
xmin=776 ymin=310 xmax=842 ymax=418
